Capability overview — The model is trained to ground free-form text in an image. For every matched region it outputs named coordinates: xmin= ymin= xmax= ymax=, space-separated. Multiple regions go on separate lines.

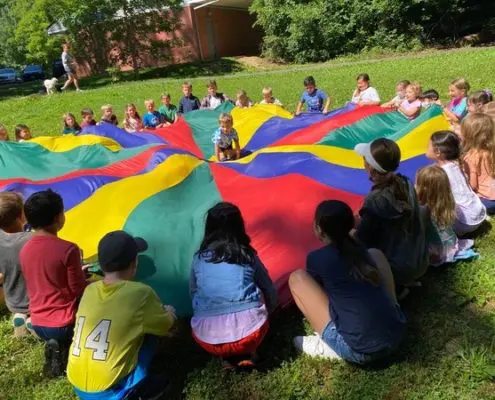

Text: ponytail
xmin=334 ymin=235 xmax=380 ymax=287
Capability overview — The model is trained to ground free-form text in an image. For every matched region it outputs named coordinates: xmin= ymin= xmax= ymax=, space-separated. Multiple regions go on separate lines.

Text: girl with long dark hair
xmin=289 ymin=200 xmax=406 ymax=364
xmin=190 ymin=202 xmax=277 ymax=369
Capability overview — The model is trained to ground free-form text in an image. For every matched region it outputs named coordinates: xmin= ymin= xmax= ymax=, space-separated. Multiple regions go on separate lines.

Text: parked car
xmin=0 ymin=68 xmax=17 ymax=84
xmin=22 ymin=64 xmax=45 ymax=81
xmin=52 ymin=59 xmax=66 ymax=79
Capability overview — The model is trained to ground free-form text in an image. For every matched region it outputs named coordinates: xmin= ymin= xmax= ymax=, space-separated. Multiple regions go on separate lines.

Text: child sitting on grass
xmin=235 ymin=89 xmax=253 ymax=108
xmin=416 ymin=165 xmax=474 ymax=266
xmin=289 ymin=200 xmax=405 ymax=363
xmin=15 ymin=124 xmax=31 ymax=142
xmin=259 ymin=87 xmax=283 ymax=106
xmin=419 ymin=89 xmax=441 ymax=109
xmin=143 ymin=99 xmax=166 ymax=129
xmin=99 ymin=104 xmax=119 ymax=126
xmin=20 ymin=189 xmax=86 ymax=378
xmin=462 ymin=113 xmax=495 ymax=214
xmin=0 ymin=123 xmax=9 ymax=141
xmin=67 ymin=231 xmax=176 ymax=400
xmin=62 ymin=113 xmax=81 ymax=135
xmin=444 ymin=78 xmax=470 ymax=122
xmin=159 ymin=93 xmax=177 ymax=124
xmin=467 ymin=90 xmax=493 ymax=114
xmin=381 ymin=80 xmax=410 ymax=108
xmin=80 ymin=108 xmax=97 ymax=129
xmin=351 ymin=73 xmax=381 ymax=106
xmin=212 ymin=113 xmax=241 ymax=161
xmin=179 ymin=81 xmax=201 ymax=114
xmin=426 ymin=131 xmax=486 ymax=234
xmin=397 ymin=82 xmax=422 ymax=120
xmin=201 ymin=79 xmax=230 ymax=110
xmin=296 ymin=76 xmax=330 ymax=115
xmin=354 ymin=138 xmax=429 ymax=287
xmin=0 ymin=192 xmax=32 ymax=338
xmin=123 ymin=103 xmax=144 ymax=133
xmin=190 ymin=202 xmax=277 ymax=369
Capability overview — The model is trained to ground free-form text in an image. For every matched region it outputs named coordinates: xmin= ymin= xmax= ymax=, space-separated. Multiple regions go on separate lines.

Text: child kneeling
xmin=67 ymin=231 xmax=176 ymax=399
xmin=190 ymin=202 xmax=277 ymax=369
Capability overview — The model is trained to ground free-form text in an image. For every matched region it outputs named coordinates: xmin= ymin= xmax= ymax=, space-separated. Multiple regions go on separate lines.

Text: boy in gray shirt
xmin=0 ymin=192 xmax=32 ymax=337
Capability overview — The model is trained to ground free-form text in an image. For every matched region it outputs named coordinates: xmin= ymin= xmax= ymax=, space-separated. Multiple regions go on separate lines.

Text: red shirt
xmin=20 ymin=234 xmax=86 ymax=327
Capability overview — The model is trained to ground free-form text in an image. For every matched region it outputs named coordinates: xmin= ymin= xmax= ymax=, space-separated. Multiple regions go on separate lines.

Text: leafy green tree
xmin=250 ymin=0 xmax=495 ymax=63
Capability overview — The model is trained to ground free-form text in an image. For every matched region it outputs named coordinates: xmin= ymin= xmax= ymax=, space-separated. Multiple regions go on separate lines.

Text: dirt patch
xmin=235 ymin=56 xmax=287 ymax=70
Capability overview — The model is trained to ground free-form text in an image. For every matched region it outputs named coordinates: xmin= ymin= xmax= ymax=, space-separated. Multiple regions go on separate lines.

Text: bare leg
xmin=73 ymin=76 xmax=80 ymax=90
xmin=62 ymin=75 xmax=74 ymax=90
xmin=368 ymin=248 xmax=398 ymax=304
xmin=288 ymin=269 xmax=331 ymax=334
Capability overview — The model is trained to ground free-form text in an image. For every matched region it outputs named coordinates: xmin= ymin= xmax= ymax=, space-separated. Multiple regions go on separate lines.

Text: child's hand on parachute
xmin=163 ymin=305 xmax=177 ymax=320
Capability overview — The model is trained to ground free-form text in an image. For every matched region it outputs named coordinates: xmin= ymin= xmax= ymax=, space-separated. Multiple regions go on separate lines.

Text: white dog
xmin=44 ymin=78 xmax=58 ymax=95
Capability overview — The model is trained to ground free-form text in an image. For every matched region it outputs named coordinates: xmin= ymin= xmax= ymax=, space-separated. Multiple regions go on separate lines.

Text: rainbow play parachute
xmin=0 ymin=104 xmax=449 ymax=315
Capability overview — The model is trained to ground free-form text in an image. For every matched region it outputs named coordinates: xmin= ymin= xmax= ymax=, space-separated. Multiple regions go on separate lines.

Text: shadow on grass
xmin=0 ymin=58 xmax=247 ymax=101
xmin=79 ymin=58 xmax=247 ymax=91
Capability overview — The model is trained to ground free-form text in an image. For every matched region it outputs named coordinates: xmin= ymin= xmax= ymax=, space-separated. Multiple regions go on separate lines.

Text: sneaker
xmin=76 ymin=89 xmax=83 ymax=92
xmin=293 ymin=335 xmax=342 ymax=360
xmin=12 ymin=313 xmax=28 ymax=338
xmin=44 ymin=339 xmax=64 ymax=378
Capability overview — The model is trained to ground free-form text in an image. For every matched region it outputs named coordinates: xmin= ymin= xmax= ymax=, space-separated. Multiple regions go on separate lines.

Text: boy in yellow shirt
xmin=67 ymin=231 xmax=176 ymax=399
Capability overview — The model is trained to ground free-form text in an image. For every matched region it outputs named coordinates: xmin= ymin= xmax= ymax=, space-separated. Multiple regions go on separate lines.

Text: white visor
xmin=354 ymin=143 xmax=387 ymax=173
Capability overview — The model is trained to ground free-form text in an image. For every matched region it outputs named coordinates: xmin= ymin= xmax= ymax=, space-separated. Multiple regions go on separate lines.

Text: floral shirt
xmin=212 ymin=128 xmax=239 ymax=149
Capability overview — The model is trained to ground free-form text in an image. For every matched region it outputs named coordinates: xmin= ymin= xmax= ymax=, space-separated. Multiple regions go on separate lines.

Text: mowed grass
xmin=0 ymin=47 xmax=495 ymax=400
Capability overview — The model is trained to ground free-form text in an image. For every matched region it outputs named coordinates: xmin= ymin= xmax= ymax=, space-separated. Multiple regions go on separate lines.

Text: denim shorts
xmin=321 ymin=321 xmax=391 ymax=365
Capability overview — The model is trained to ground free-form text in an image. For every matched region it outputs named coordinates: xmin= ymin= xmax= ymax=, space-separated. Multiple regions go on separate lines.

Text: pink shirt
xmin=464 ymin=150 xmax=495 ymax=200
xmin=400 ymin=99 xmax=421 ymax=120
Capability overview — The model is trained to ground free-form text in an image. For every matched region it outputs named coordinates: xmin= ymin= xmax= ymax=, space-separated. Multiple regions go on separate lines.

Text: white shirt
xmin=209 ymin=96 xmax=222 ymax=110
xmin=351 ymin=87 xmax=381 ymax=105
xmin=441 ymin=162 xmax=486 ymax=227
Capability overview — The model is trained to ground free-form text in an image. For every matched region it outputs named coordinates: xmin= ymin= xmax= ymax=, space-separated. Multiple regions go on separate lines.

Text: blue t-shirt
xmin=143 ymin=111 xmax=162 ymax=128
xmin=179 ymin=95 xmax=201 ymax=114
xmin=307 ymin=245 xmax=406 ymax=354
xmin=300 ymin=89 xmax=328 ymax=112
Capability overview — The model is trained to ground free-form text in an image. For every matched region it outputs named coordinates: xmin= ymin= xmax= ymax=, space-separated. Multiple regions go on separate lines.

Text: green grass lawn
xmin=1 ymin=47 xmax=495 ymax=399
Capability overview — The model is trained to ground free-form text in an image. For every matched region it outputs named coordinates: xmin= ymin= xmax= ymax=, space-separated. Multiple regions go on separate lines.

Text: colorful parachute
xmin=0 ymin=104 xmax=450 ymax=315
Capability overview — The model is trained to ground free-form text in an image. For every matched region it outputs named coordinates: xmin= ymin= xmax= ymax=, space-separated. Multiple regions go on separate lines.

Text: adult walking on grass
xmin=61 ymin=43 xmax=82 ymax=92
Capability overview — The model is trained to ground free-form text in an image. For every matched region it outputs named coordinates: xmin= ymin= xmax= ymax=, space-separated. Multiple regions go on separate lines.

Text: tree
xmin=53 ymin=0 xmax=184 ymax=73
xmin=0 ymin=0 xmax=183 ymax=72
xmin=250 ymin=0 xmax=495 ymax=63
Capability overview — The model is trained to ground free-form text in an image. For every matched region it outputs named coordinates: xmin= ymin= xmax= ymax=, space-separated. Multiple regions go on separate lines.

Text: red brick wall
xmin=74 ymin=6 xmax=261 ymax=76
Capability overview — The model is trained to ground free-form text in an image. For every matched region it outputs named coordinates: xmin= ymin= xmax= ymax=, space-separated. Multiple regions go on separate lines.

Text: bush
xmin=250 ymin=0 xmax=495 ymax=63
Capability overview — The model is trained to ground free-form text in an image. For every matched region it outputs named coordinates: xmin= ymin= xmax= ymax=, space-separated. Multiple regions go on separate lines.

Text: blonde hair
xmin=144 ymin=99 xmax=155 ymax=107
xmin=182 ymin=81 xmax=192 ymax=88
xmin=450 ymin=78 xmax=470 ymax=94
xmin=218 ymin=112 xmax=233 ymax=124
xmin=161 ymin=92 xmax=171 ymax=99
xmin=262 ymin=87 xmax=272 ymax=95
xmin=0 ymin=123 xmax=8 ymax=141
xmin=462 ymin=113 xmax=495 ymax=176
xmin=101 ymin=104 xmax=112 ymax=111
xmin=407 ymin=82 xmax=422 ymax=97
xmin=124 ymin=103 xmax=141 ymax=123
xmin=482 ymin=101 xmax=495 ymax=120
xmin=0 ymin=192 xmax=23 ymax=229
xmin=207 ymin=79 xmax=217 ymax=89
xmin=415 ymin=165 xmax=456 ymax=228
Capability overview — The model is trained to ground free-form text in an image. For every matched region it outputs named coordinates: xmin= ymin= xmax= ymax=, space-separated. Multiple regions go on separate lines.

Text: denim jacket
xmin=190 ymin=253 xmax=277 ymax=318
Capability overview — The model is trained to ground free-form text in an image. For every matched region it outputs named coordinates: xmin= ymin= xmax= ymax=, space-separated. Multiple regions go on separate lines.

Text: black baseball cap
xmin=98 ymin=230 xmax=148 ymax=272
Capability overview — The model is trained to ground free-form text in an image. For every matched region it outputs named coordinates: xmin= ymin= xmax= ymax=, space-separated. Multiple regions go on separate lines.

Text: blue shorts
xmin=480 ymin=197 xmax=495 ymax=215
xmin=74 ymin=336 xmax=157 ymax=400
xmin=321 ymin=321 xmax=392 ymax=365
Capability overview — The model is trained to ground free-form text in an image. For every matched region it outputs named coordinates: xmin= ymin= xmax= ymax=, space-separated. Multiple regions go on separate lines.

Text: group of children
xmin=1 ymin=73 xmax=495 ymax=399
